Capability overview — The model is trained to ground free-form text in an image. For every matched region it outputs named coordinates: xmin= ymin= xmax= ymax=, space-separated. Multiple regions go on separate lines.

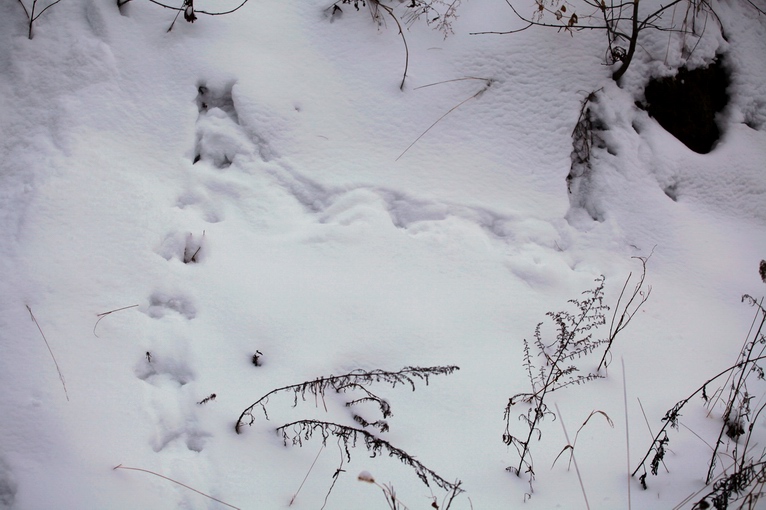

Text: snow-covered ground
xmin=1 ymin=0 xmax=765 ymax=508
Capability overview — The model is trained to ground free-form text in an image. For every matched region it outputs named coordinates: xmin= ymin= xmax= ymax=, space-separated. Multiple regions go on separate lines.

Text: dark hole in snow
xmin=641 ymin=56 xmax=730 ymax=154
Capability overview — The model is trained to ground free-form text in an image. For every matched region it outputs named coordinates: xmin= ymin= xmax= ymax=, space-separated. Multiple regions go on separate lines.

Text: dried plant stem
xmin=671 ymin=445 xmax=762 ymax=510
xmin=413 ymin=77 xmax=491 ymax=90
xmin=93 ymin=304 xmax=139 ymax=337
xmin=505 ymin=276 xmax=609 ymax=483
xmin=320 ymin=440 xmax=346 ymax=510
xmin=166 ymin=7 xmax=183 ymax=32
xmin=113 ymin=465 xmax=241 ymax=509
xmin=26 ymin=305 xmax=68 ymax=401
xmin=396 ymin=82 xmax=491 ymax=161
xmin=622 ymin=358 xmax=631 ymax=510
xmin=705 ymin=297 xmax=766 ymax=484
xmin=372 ymin=0 xmax=409 ymax=91
xmin=706 ymin=296 xmax=765 ymax=414
xmin=636 ymin=397 xmax=669 ymax=474
xmin=555 ymin=404 xmax=590 ymax=510
xmin=633 ymin=353 xmax=766 ymax=478
xmin=598 ymin=254 xmax=652 ymax=372
xmin=16 ymin=0 xmax=30 ymax=17
xmin=377 ymin=482 xmax=411 ymax=510
xmin=289 ymin=444 xmax=324 ymax=506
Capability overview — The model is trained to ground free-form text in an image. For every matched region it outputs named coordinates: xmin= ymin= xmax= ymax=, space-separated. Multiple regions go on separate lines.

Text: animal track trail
xmin=136 ymin=257 xmax=210 ymax=455
xmin=184 ymin=79 xmax=561 ymax=260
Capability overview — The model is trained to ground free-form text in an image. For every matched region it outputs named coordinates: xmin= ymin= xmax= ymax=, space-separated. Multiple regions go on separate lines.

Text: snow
xmin=1 ymin=0 xmax=766 ymax=508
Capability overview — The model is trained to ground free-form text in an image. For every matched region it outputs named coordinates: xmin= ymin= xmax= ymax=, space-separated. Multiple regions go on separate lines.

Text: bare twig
xmin=372 ymin=1 xmax=409 ymax=90
xmin=24 ymin=0 xmax=65 ymax=39
xmin=598 ymin=252 xmax=652 ymax=371
xmin=746 ymin=0 xmax=766 ymax=15
xmin=166 ymin=6 xmax=184 ymax=32
xmin=17 ymin=0 xmax=30 ymax=18
xmin=26 ymin=305 xmax=68 ymax=401
xmin=93 ymin=304 xmax=139 ymax=337
xmin=113 ymin=465 xmax=241 ymax=509
xmin=320 ymin=440 xmax=346 ymax=510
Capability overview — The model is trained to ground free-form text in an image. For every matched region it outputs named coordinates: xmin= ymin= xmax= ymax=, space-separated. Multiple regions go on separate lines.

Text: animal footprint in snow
xmin=175 ymin=189 xmax=224 ymax=223
xmin=149 ymin=411 xmax=211 ymax=453
xmin=194 ymin=82 xmax=253 ymax=168
xmin=150 ymin=417 xmax=211 ymax=453
xmin=136 ymin=351 xmax=195 ymax=387
xmin=195 ymin=110 xmax=254 ymax=168
xmin=157 ymin=231 xmax=207 ymax=264
xmin=197 ymin=82 xmax=238 ymax=121
xmin=145 ymin=292 xmax=196 ymax=320
xmin=184 ymin=429 xmax=211 ymax=452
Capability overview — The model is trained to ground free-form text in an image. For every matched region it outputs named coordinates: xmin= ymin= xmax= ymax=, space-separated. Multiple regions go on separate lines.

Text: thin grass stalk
xmin=555 ymin=404 xmax=590 ymax=510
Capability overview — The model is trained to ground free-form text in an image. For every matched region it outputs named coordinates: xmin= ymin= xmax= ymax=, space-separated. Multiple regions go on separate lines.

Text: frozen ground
xmin=1 ymin=0 xmax=765 ymax=508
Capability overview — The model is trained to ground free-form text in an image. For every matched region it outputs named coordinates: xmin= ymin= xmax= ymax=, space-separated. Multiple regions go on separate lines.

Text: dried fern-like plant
xmin=236 ymin=365 xmax=463 ymax=502
xmin=505 ymin=258 xmax=650 ymax=492
xmin=235 ymin=365 xmax=458 ymax=433
xmin=278 ymin=419 xmax=463 ymax=495
xmin=504 ymin=276 xmax=609 ymax=484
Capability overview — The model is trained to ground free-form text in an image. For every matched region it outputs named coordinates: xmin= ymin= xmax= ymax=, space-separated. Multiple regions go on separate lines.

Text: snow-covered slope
xmin=1 ymin=0 xmax=765 ymax=508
